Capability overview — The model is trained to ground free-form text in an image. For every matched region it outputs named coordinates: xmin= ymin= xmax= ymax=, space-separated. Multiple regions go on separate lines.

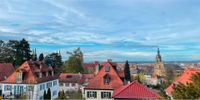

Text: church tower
xmin=153 ymin=48 xmax=166 ymax=78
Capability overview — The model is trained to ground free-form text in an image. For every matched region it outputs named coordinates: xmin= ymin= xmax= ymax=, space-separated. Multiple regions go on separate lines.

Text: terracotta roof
xmin=85 ymin=62 xmax=123 ymax=90
xmin=0 ymin=63 xmax=15 ymax=81
xmin=165 ymin=68 xmax=199 ymax=95
xmin=59 ymin=73 xmax=84 ymax=84
xmin=113 ymin=81 xmax=160 ymax=99
xmin=1 ymin=61 xmax=58 ymax=84
xmin=59 ymin=73 xmax=95 ymax=84
xmin=83 ymin=61 xmax=99 ymax=71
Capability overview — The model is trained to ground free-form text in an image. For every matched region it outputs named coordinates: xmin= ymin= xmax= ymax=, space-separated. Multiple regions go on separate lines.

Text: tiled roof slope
xmin=59 ymin=73 xmax=95 ymax=84
xmin=165 ymin=68 xmax=199 ymax=95
xmin=85 ymin=62 xmax=123 ymax=90
xmin=113 ymin=81 xmax=160 ymax=99
xmin=0 ymin=63 xmax=15 ymax=81
xmin=2 ymin=61 xmax=58 ymax=84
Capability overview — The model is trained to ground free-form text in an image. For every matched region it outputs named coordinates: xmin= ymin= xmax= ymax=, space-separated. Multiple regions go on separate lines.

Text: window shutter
xmin=87 ymin=91 xmax=89 ymax=98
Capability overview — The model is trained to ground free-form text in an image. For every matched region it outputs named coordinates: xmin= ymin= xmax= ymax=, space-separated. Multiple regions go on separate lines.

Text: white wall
xmin=59 ymin=83 xmax=80 ymax=92
xmin=1 ymin=79 xmax=59 ymax=100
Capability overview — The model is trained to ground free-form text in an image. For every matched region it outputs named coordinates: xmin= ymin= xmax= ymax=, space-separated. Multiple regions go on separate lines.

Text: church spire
xmin=156 ymin=48 xmax=162 ymax=63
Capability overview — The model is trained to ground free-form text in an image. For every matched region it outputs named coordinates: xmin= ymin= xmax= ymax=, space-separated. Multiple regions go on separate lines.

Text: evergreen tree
xmin=44 ymin=52 xmax=63 ymax=73
xmin=124 ymin=60 xmax=131 ymax=81
xmin=43 ymin=90 xmax=47 ymax=99
xmin=39 ymin=53 xmax=44 ymax=61
xmin=47 ymin=88 xmax=51 ymax=99
xmin=15 ymin=38 xmax=31 ymax=66
xmin=0 ymin=40 xmax=19 ymax=66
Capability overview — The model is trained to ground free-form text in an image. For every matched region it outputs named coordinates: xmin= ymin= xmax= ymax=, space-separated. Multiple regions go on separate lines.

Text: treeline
xmin=0 ymin=39 xmax=31 ymax=66
xmin=0 ymin=39 xmax=87 ymax=74
xmin=0 ymin=39 xmax=62 ymax=73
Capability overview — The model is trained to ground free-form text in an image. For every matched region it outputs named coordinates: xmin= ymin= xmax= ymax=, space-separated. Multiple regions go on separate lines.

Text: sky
xmin=0 ymin=0 xmax=200 ymax=62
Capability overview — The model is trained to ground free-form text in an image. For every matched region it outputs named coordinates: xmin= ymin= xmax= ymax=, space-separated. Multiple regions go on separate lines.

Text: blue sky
xmin=0 ymin=0 xmax=200 ymax=62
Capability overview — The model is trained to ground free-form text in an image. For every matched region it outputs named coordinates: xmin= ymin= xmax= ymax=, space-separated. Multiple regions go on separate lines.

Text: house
xmin=0 ymin=63 xmax=15 ymax=96
xmin=165 ymin=68 xmax=199 ymax=99
xmin=84 ymin=61 xmax=124 ymax=100
xmin=59 ymin=73 xmax=95 ymax=98
xmin=0 ymin=61 xmax=59 ymax=100
xmin=113 ymin=81 xmax=160 ymax=100
xmin=83 ymin=61 xmax=100 ymax=74
xmin=59 ymin=73 xmax=85 ymax=92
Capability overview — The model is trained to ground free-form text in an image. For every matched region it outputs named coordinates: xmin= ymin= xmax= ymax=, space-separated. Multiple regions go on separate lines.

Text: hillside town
xmin=0 ymin=39 xmax=200 ymax=99
xmin=1 ymin=0 xmax=200 ymax=99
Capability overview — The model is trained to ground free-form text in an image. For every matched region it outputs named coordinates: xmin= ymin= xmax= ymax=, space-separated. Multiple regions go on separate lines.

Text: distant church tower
xmin=153 ymin=48 xmax=166 ymax=78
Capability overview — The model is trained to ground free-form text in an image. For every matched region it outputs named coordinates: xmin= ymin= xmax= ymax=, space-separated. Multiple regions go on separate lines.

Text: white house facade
xmin=0 ymin=61 xmax=59 ymax=100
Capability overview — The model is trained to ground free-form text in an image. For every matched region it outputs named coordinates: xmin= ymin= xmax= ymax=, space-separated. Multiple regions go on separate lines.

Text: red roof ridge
xmin=113 ymin=81 xmax=160 ymax=98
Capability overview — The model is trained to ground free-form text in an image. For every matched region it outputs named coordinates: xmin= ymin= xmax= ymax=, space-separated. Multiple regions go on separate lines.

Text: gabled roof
xmin=0 ymin=63 xmax=15 ymax=81
xmin=165 ymin=68 xmax=199 ymax=95
xmin=84 ymin=62 xmax=123 ymax=90
xmin=2 ymin=61 xmax=58 ymax=84
xmin=113 ymin=81 xmax=160 ymax=99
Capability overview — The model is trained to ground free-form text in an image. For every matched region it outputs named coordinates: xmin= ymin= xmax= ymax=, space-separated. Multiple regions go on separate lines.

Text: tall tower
xmin=153 ymin=48 xmax=166 ymax=78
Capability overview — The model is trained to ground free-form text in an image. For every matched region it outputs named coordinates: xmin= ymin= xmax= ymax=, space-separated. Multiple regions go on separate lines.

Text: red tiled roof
xmin=85 ymin=62 xmax=123 ymax=90
xmin=113 ymin=81 xmax=160 ymax=99
xmin=2 ymin=61 xmax=58 ymax=84
xmin=83 ymin=62 xmax=99 ymax=71
xmin=165 ymin=68 xmax=199 ymax=95
xmin=59 ymin=73 xmax=84 ymax=84
xmin=59 ymin=73 xmax=95 ymax=84
xmin=0 ymin=63 xmax=15 ymax=81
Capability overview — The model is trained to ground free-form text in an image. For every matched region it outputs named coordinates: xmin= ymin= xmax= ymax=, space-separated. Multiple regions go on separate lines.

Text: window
xmin=47 ymin=82 xmax=52 ymax=88
xmin=103 ymin=74 xmax=110 ymax=84
xmin=66 ymin=75 xmax=72 ymax=78
xmin=40 ymin=85 xmax=43 ymax=90
xmin=53 ymin=91 xmax=57 ymax=96
xmin=101 ymin=92 xmax=111 ymax=99
xmin=27 ymin=86 xmax=34 ymax=91
xmin=105 ymin=66 xmax=110 ymax=72
xmin=65 ymin=83 xmax=69 ymax=87
xmin=59 ymin=83 xmax=63 ymax=86
xmin=43 ymin=84 xmax=45 ymax=90
xmin=5 ymin=85 xmax=11 ymax=91
xmin=87 ymin=91 xmax=97 ymax=98
xmin=72 ymin=83 xmax=76 ymax=87
xmin=53 ymin=81 xmax=57 ymax=86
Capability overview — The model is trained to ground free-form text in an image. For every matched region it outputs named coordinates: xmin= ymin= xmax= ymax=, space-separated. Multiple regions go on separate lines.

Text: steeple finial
xmin=157 ymin=48 xmax=160 ymax=55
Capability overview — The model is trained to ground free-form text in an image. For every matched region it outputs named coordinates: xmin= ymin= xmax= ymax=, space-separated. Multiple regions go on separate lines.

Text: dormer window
xmin=51 ymin=71 xmax=54 ymax=76
xmin=39 ymin=72 xmax=42 ymax=78
xmin=16 ymin=71 xmax=22 ymax=83
xmin=105 ymin=66 xmax=110 ymax=72
xmin=46 ymin=72 xmax=48 ymax=77
xmin=39 ymin=65 xmax=42 ymax=69
xmin=103 ymin=74 xmax=110 ymax=84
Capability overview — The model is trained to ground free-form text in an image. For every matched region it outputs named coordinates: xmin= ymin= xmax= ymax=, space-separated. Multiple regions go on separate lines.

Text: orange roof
xmin=113 ymin=81 xmax=160 ymax=99
xmin=2 ymin=61 xmax=58 ymax=84
xmin=165 ymin=68 xmax=199 ymax=95
xmin=85 ymin=62 xmax=123 ymax=90
xmin=59 ymin=73 xmax=95 ymax=84
xmin=0 ymin=63 xmax=15 ymax=81
xmin=59 ymin=73 xmax=84 ymax=84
